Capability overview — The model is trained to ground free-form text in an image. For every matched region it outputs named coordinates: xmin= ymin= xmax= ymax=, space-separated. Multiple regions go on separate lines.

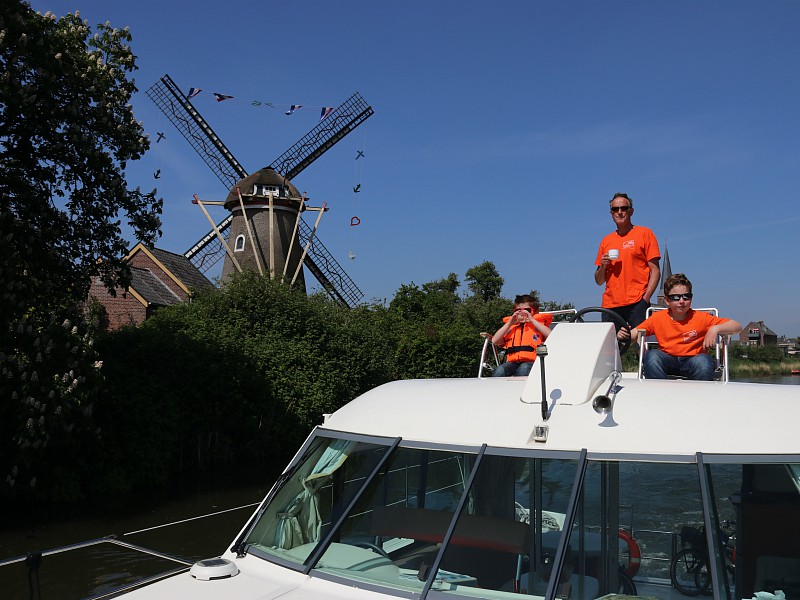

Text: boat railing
xmin=0 ymin=501 xmax=260 ymax=600
xmin=478 ymin=309 xmax=578 ymax=378
xmin=0 ymin=536 xmax=193 ymax=600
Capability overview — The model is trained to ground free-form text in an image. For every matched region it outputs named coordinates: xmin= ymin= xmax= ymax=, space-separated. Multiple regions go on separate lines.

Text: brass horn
xmin=592 ymin=371 xmax=621 ymax=415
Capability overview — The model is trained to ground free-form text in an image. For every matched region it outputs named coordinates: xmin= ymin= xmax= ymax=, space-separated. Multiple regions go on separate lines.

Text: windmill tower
xmin=146 ymin=74 xmax=373 ymax=307
xmin=220 ymin=167 xmax=306 ymax=286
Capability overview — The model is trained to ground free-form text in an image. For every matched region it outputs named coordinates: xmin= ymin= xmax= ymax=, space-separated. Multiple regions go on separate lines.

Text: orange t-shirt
xmin=595 ymin=226 xmax=660 ymax=307
xmin=499 ymin=313 xmax=553 ymax=362
xmin=638 ymin=309 xmax=730 ymax=356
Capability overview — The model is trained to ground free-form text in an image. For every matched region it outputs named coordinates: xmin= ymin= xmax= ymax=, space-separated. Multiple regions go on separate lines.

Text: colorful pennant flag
xmin=320 ymin=106 xmax=334 ymax=120
xmin=285 ymin=105 xmax=303 ymax=115
xmin=214 ymin=93 xmax=234 ymax=102
xmin=187 ymin=87 xmax=202 ymax=99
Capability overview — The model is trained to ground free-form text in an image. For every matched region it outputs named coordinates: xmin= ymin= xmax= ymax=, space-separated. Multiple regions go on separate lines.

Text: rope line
xmin=124 ymin=501 xmax=260 ymax=536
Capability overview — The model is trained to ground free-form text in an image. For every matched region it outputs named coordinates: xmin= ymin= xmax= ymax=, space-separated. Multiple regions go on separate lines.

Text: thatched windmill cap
xmin=224 ymin=167 xmax=301 ymax=209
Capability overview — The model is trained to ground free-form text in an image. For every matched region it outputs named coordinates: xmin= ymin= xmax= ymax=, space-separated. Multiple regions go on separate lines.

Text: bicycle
xmin=616 ymin=566 xmax=637 ymax=595
xmin=669 ymin=520 xmax=735 ymax=596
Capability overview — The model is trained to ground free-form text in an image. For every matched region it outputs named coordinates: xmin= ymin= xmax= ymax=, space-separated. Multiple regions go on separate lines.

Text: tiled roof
xmin=757 ymin=321 xmax=778 ymax=336
xmin=130 ymin=267 xmax=182 ymax=306
xmin=148 ymin=247 xmax=214 ymax=291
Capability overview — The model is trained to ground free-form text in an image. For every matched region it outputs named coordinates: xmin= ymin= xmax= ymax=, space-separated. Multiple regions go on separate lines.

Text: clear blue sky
xmin=28 ymin=0 xmax=800 ymax=336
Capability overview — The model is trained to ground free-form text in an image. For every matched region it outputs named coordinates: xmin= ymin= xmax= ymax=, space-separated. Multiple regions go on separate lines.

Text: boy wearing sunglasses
xmin=594 ymin=193 xmax=661 ymax=329
xmin=620 ymin=274 xmax=742 ymax=380
xmin=491 ymin=294 xmax=553 ymax=377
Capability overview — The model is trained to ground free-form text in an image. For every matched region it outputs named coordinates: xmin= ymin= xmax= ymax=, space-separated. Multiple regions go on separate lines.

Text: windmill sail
xmin=146 ymin=75 xmax=369 ymax=306
xmin=146 ymin=74 xmax=247 ymax=188
xmin=268 ymin=92 xmax=374 ymax=180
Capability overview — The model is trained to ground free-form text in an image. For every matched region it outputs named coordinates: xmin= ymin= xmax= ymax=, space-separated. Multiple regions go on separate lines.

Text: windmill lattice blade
xmin=269 ymin=92 xmax=374 ymax=180
xmin=297 ymin=219 xmax=364 ymax=306
xmin=146 ymin=74 xmax=248 ymax=188
xmin=184 ymin=215 xmax=232 ymax=273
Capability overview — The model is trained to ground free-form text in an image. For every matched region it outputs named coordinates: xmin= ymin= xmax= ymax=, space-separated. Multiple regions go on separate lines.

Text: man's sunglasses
xmin=610 ymin=206 xmax=631 ymax=213
xmin=667 ymin=293 xmax=693 ymax=301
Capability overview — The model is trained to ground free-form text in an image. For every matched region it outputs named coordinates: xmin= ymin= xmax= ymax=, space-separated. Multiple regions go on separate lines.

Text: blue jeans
xmin=493 ymin=361 xmax=534 ymax=377
xmin=643 ymin=349 xmax=715 ymax=380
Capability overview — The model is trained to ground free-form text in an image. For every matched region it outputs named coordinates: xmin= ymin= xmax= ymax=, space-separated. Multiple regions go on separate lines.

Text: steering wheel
xmin=570 ymin=307 xmax=632 ymax=354
xmin=353 ymin=541 xmax=392 ymax=560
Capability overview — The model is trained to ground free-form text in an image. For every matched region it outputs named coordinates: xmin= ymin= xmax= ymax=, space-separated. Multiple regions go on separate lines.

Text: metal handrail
xmin=0 ymin=501 xmax=259 ymax=598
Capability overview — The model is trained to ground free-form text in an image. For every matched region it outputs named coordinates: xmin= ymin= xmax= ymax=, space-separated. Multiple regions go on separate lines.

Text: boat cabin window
xmin=238 ymin=433 xmax=800 ymax=600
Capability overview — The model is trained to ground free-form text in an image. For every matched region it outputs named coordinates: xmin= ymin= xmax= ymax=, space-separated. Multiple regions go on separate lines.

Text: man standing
xmin=594 ymin=193 xmax=660 ymax=328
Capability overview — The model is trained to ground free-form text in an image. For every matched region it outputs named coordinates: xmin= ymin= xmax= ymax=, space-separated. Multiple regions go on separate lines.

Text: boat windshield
xmin=239 ymin=432 xmax=800 ymax=600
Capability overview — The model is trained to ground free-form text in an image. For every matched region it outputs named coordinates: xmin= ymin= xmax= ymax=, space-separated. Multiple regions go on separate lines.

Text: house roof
xmin=744 ymin=320 xmax=778 ymax=336
xmin=147 ymin=247 xmax=214 ymax=291
xmin=130 ymin=267 xmax=182 ymax=306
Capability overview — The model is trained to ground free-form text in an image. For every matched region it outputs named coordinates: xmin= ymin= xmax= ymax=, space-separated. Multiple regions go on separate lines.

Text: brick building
xmin=88 ymin=243 xmax=213 ymax=330
xmin=739 ymin=321 xmax=778 ymax=347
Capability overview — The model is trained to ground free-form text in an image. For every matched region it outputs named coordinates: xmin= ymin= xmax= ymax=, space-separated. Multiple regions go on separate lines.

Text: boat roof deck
xmin=323 ymin=323 xmax=800 ymax=459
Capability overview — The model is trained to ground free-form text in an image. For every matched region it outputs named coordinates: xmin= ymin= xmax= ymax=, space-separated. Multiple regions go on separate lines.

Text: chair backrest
xmin=477 ymin=309 xmax=577 ymax=377
xmin=637 ymin=307 xmax=729 ymax=382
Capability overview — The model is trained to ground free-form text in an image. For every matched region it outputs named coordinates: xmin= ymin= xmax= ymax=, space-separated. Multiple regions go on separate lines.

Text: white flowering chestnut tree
xmin=0 ymin=0 xmax=162 ymax=502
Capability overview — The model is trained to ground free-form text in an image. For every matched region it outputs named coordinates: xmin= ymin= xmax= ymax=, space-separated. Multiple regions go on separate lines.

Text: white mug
xmin=608 ymin=249 xmax=620 ymax=260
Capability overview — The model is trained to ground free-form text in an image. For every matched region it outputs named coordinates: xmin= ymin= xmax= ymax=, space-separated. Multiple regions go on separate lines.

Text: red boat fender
xmin=619 ymin=529 xmax=642 ymax=577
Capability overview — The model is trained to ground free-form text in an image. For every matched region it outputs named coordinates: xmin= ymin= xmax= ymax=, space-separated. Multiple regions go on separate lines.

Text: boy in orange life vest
xmin=618 ymin=273 xmax=742 ymax=380
xmin=491 ymin=294 xmax=553 ymax=377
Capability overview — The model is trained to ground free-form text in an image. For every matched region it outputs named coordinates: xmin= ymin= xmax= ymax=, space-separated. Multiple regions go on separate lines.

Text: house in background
xmin=739 ymin=321 xmax=778 ymax=347
xmin=778 ymin=336 xmax=797 ymax=356
xmin=88 ymin=243 xmax=213 ymax=330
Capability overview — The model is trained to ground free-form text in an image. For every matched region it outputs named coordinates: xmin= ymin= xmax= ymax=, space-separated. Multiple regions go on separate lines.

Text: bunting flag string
xmin=184 ymin=86 xmax=338 ymax=119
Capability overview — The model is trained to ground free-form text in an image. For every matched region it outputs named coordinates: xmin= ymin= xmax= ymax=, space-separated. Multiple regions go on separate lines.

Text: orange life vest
xmin=500 ymin=313 xmax=553 ymax=363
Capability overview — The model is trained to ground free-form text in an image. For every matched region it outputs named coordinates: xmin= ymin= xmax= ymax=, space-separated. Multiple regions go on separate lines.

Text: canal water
xmin=0 ymin=476 xmax=278 ymax=600
xmin=1 ymin=375 xmax=798 ymax=599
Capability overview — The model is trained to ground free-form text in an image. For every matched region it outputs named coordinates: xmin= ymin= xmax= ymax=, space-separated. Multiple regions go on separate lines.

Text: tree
xmin=90 ymin=274 xmax=400 ymax=495
xmin=465 ymin=261 xmax=504 ymax=302
xmin=422 ymin=273 xmax=460 ymax=296
xmin=1 ymin=1 xmax=162 ymax=503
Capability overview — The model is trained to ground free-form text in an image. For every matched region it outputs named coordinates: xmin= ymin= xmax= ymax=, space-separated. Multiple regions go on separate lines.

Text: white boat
xmin=8 ymin=311 xmax=800 ymax=600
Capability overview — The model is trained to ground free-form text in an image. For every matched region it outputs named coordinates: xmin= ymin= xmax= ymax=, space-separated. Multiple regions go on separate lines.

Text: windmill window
xmin=253 ymin=184 xmax=281 ymax=197
xmin=234 ymin=234 xmax=246 ymax=252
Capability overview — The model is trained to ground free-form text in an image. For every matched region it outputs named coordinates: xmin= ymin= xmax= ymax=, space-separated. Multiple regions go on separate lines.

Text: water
xmin=0 ymin=481 xmax=274 ymax=600
xmin=1 ymin=375 xmax=796 ymax=598
xmin=743 ymin=374 xmax=800 ymax=385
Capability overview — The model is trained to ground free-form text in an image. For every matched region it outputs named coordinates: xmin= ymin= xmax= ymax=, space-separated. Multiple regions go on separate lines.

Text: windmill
xmin=145 ymin=74 xmax=373 ymax=307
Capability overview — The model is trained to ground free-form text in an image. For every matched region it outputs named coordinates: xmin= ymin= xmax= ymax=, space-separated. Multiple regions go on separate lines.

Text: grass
xmin=729 ymin=358 xmax=800 ymax=378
